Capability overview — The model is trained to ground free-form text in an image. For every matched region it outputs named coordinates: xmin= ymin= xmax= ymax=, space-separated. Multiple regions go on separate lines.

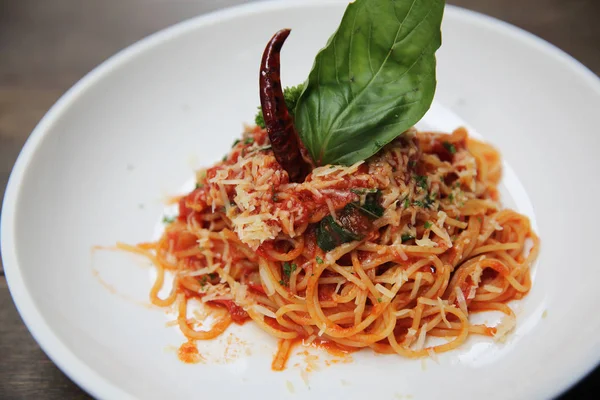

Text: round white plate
xmin=3 ymin=1 xmax=600 ymax=399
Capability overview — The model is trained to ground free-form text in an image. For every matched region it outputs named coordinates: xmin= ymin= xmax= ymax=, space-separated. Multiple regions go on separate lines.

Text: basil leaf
xmin=362 ymin=190 xmax=384 ymax=218
xmin=317 ymin=215 xmax=363 ymax=251
xmin=295 ymin=0 xmax=444 ymax=166
xmin=350 ymin=187 xmax=378 ymax=195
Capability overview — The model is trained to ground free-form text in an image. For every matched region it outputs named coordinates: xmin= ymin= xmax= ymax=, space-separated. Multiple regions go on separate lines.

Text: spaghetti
xmin=122 ymin=126 xmax=538 ymax=369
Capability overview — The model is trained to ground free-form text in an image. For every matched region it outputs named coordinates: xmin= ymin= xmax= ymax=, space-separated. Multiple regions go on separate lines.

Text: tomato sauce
xmin=210 ymin=300 xmax=250 ymax=324
xmin=178 ymin=340 xmax=204 ymax=364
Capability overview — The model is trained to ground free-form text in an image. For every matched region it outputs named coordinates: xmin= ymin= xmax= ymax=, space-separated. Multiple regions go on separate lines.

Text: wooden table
xmin=1 ymin=0 xmax=599 ymax=398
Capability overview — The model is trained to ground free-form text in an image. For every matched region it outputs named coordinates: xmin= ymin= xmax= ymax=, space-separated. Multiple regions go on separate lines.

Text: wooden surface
xmin=1 ymin=0 xmax=599 ymax=398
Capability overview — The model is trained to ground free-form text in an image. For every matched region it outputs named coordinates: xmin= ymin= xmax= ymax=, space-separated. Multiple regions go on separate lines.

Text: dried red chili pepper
xmin=259 ymin=29 xmax=311 ymax=183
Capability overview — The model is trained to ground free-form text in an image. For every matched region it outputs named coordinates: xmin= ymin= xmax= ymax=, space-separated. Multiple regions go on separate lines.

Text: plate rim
xmin=2 ymin=1 xmax=600 ymax=399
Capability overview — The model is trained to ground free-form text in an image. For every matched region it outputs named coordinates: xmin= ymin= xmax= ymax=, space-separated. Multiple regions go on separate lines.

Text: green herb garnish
xmin=350 ymin=188 xmax=378 ymax=195
xmin=255 ymin=107 xmax=265 ymax=128
xmin=162 ymin=216 xmax=176 ymax=224
xmin=316 ymin=256 xmax=324 ymax=264
xmin=317 ymin=190 xmax=384 ymax=251
xmin=232 ymin=139 xmax=241 ymax=147
xmin=195 ymin=183 xmax=204 ymax=190
xmin=425 ymin=192 xmax=437 ymax=209
xmin=282 ymin=262 xmax=297 ymax=278
xmin=424 ymin=221 xmax=432 ymax=229
xmin=401 ymin=234 xmax=415 ymax=242
xmin=442 ymin=141 xmax=457 ymax=154
xmin=414 ymin=175 xmax=428 ymax=190
xmin=363 ymin=190 xmax=384 ymax=218
xmin=293 ymin=0 xmax=444 ymax=166
xmin=316 ymin=215 xmax=363 ymax=251
xmin=244 ymin=137 xmax=255 ymax=145
xmin=349 ymin=189 xmax=384 ymax=219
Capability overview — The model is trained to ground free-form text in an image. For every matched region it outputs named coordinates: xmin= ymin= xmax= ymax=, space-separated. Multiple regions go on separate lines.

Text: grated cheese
xmin=483 ymin=284 xmax=503 ymax=293
xmin=454 ymin=286 xmax=468 ymax=316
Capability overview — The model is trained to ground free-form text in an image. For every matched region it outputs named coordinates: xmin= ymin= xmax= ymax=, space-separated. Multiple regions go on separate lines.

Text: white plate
xmin=2 ymin=1 xmax=600 ymax=399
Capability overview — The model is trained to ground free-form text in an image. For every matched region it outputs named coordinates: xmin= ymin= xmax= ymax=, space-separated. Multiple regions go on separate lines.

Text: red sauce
xmin=178 ymin=340 xmax=204 ymax=364
xmin=210 ymin=300 xmax=250 ymax=324
xmin=310 ymin=338 xmax=358 ymax=356
xmin=263 ymin=316 xmax=294 ymax=332
xmin=166 ymin=230 xmax=197 ymax=252
xmin=178 ymin=187 xmax=209 ymax=221
xmin=318 ymin=284 xmax=336 ymax=302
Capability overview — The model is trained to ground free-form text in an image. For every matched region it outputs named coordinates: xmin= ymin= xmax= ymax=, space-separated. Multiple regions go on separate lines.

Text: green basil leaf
xmin=316 ymin=215 xmax=363 ymax=251
xmin=362 ymin=190 xmax=384 ymax=218
xmin=350 ymin=188 xmax=378 ymax=195
xmin=295 ymin=0 xmax=444 ymax=166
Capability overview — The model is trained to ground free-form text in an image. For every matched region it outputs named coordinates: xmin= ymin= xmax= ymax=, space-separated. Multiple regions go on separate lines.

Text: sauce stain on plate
xmin=178 ymin=340 xmax=205 ymax=364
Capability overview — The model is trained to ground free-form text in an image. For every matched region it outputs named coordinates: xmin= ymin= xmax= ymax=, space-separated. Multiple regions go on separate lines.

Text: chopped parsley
xmin=414 ymin=175 xmax=428 ymax=190
xmin=448 ymin=193 xmax=454 ymax=202
xmin=442 ymin=141 xmax=457 ymax=154
xmin=282 ymin=262 xmax=297 ymax=278
xmin=162 ymin=216 xmax=176 ymax=224
xmin=403 ymin=197 xmax=410 ymax=208
xmin=222 ymin=155 xmax=228 ymax=162
xmin=195 ymin=183 xmax=204 ymax=189
xmin=316 ymin=256 xmax=324 ymax=264
xmin=414 ymin=192 xmax=437 ymax=209
xmin=408 ymin=160 xmax=416 ymax=168
xmin=279 ymin=280 xmax=286 ymax=286
xmin=401 ymin=234 xmax=415 ymax=242
xmin=377 ymin=298 xmax=383 ymax=303
xmin=425 ymin=196 xmax=435 ymax=209
xmin=424 ymin=221 xmax=432 ymax=229
xmin=200 ymin=276 xmax=208 ymax=286
xmin=350 ymin=188 xmax=378 ymax=195
xmin=232 ymin=139 xmax=241 ymax=147
xmin=244 ymin=137 xmax=255 ymax=145
xmin=209 ymin=273 xmax=218 ymax=279
xmin=255 ymin=107 xmax=266 ymax=128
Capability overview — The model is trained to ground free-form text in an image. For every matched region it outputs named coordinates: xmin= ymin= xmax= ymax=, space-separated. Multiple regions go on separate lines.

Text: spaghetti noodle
xmin=122 ymin=126 xmax=538 ymax=369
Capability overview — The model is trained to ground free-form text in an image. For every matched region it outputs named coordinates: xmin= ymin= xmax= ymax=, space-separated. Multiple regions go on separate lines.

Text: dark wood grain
xmin=0 ymin=0 xmax=599 ymax=398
